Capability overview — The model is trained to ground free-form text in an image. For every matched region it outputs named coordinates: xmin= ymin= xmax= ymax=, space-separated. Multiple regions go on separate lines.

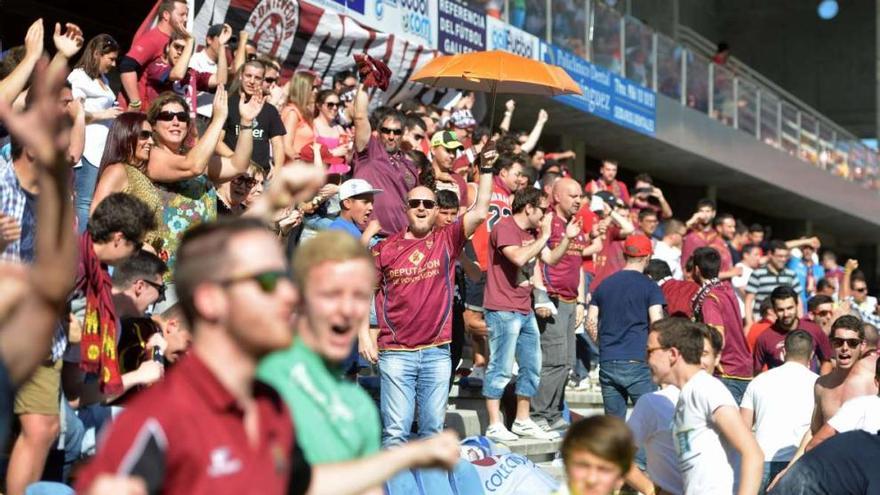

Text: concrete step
xmin=565 ymin=388 xmax=604 ymax=408
xmin=535 ymin=460 xmax=565 ymax=483
xmin=495 ymin=437 xmax=563 ymax=463
xmin=445 ymin=406 xmax=489 ymax=438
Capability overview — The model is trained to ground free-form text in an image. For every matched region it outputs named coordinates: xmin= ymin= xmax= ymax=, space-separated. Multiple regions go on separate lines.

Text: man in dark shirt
xmin=754 ymin=286 xmax=833 ymax=375
xmin=587 ymin=234 xmax=665 ymax=418
xmin=219 ymin=60 xmax=285 ymax=172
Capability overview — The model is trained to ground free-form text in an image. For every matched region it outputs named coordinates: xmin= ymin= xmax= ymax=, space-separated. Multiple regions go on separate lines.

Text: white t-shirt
xmin=828 ymin=394 xmax=880 ymax=435
xmin=740 ymin=361 xmax=817 ymax=461
xmin=67 ymin=68 xmax=116 ymax=167
xmin=652 ymin=241 xmax=683 ymax=280
xmin=189 ymin=50 xmax=217 ymax=118
xmin=673 ymin=370 xmax=738 ymax=495
xmin=731 ymin=262 xmax=753 ymax=316
xmin=628 ymin=386 xmax=683 ymax=495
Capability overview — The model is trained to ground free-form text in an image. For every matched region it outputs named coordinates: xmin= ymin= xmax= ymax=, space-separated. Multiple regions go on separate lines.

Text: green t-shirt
xmin=257 ymin=338 xmax=381 ymax=464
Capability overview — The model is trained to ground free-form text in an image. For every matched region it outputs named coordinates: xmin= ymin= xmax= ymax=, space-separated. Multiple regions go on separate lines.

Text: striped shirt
xmin=745 ymin=266 xmax=802 ymax=320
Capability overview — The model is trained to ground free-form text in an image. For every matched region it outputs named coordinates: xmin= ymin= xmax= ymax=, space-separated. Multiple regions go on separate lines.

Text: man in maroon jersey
xmin=370 ymin=149 xmax=495 ymax=446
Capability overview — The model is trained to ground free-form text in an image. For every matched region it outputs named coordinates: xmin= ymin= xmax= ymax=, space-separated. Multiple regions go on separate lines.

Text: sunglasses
xmin=380 ymin=127 xmax=403 ymax=136
xmin=264 ymin=77 xmax=278 ymax=85
xmin=408 ymin=199 xmax=436 ymax=209
xmin=831 ymin=337 xmax=863 ymax=349
xmin=324 ymin=101 xmax=340 ymax=109
xmin=232 ymin=175 xmax=259 ymax=188
xmin=221 ymin=270 xmax=289 ymax=293
xmin=141 ymin=279 xmax=167 ymax=303
xmin=138 ymin=130 xmax=153 ymax=140
xmin=156 ymin=111 xmax=190 ymax=123
xmin=854 ymin=287 xmax=868 ymax=293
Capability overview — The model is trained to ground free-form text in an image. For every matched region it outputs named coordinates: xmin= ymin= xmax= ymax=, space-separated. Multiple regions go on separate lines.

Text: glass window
xmin=656 ymin=34 xmax=681 ymax=101
xmin=799 ymin=113 xmax=818 ymax=165
xmin=624 ymin=17 xmax=653 ymax=88
xmin=712 ymin=64 xmax=734 ymax=126
xmin=760 ymin=92 xmax=780 ymax=149
xmin=737 ymin=80 xmax=758 ymax=138
xmin=685 ymin=51 xmax=709 ymax=114
xmin=520 ymin=0 xmax=547 ymax=39
xmin=552 ymin=0 xmax=587 ymax=58
xmin=590 ymin=1 xmax=622 ymax=74
xmin=780 ymin=102 xmax=799 ymax=156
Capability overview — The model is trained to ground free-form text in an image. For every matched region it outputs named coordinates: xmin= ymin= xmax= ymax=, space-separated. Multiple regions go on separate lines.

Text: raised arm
xmin=353 ymin=83 xmax=371 ymax=153
xmin=208 ymin=26 xmax=232 ymax=88
xmin=207 ymin=93 xmax=261 ymax=183
xmin=233 ymin=31 xmax=249 ymax=74
xmin=462 ymin=149 xmax=496 ymax=237
xmin=48 ymin=22 xmax=84 ymax=86
xmin=0 ymin=19 xmax=42 ymax=106
xmin=498 ymin=99 xmax=514 ymax=133
xmin=501 ymin=214 xmax=552 ymax=268
xmin=610 ymin=207 xmax=635 ymax=235
xmin=520 ymin=109 xmax=547 ymax=154
xmin=169 ymin=36 xmax=195 ymax=82
xmin=147 ymin=86 xmax=229 ymax=182
xmin=0 ymin=59 xmax=77 ymax=384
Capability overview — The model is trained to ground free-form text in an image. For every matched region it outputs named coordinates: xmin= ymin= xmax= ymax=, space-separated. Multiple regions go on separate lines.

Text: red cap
xmin=624 ymin=234 xmax=653 ymax=257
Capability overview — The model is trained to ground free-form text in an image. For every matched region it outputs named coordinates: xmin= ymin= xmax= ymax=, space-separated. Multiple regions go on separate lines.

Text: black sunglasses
xmin=380 ymin=127 xmax=403 ymax=136
xmin=832 ymin=337 xmax=863 ymax=349
xmin=264 ymin=77 xmax=278 ymax=84
xmin=408 ymin=199 xmax=436 ymax=209
xmin=138 ymin=130 xmax=153 ymax=140
xmin=232 ymin=175 xmax=259 ymax=187
xmin=324 ymin=101 xmax=340 ymax=109
xmin=854 ymin=287 xmax=868 ymax=292
xmin=155 ymin=111 xmax=190 ymax=123
xmin=221 ymin=270 xmax=289 ymax=293
xmin=141 ymin=279 xmax=167 ymax=303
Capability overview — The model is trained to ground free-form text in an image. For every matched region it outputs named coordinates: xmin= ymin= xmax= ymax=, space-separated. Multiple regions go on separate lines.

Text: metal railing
xmin=535 ymin=0 xmax=880 ymax=191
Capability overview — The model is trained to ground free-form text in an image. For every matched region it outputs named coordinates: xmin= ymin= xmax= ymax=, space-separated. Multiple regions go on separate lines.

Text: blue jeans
xmin=73 ymin=158 xmax=99 ymax=233
xmin=379 ymin=345 xmax=450 ymax=447
xmin=598 ymin=360 xmax=657 ymax=418
xmin=483 ymin=310 xmax=541 ymax=399
xmin=760 ymin=461 xmax=788 ymax=495
xmin=720 ymin=376 xmax=751 ymax=405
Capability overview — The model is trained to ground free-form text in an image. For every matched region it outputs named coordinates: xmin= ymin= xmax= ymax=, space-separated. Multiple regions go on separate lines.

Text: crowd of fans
xmin=1 ymin=2 xmax=880 ymax=494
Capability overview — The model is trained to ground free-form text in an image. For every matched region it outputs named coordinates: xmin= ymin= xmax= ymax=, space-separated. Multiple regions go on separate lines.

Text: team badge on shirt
xmin=409 ymin=250 xmax=425 ymax=266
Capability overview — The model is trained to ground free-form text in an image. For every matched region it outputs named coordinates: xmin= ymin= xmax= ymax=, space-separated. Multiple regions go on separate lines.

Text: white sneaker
xmin=485 ymin=422 xmax=519 ymax=442
xmin=512 ymin=418 xmax=560 ymax=440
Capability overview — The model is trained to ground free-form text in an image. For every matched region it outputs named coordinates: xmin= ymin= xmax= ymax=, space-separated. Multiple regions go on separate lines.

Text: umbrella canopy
xmin=411 ymin=50 xmax=582 ymax=97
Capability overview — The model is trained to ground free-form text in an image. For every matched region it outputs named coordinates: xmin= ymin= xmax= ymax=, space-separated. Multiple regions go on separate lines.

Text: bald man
xmin=531 ymin=178 xmax=589 ymax=431
xmin=368 ymin=151 xmax=496 ymax=446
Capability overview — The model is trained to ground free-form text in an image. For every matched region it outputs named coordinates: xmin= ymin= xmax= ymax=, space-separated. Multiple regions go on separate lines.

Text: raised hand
xmin=53 ymin=22 xmax=84 ymax=59
xmin=0 ymin=213 xmax=22 ymax=251
xmin=505 ymin=99 xmax=515 ymax=112
xmin=218 ymin=24 xmax=233 ymax=46
xmin=537 ymin=109 xmax=548 ymax=123
xmin=23 ymin=19 xmax=44 ymax=62
xmin=540 ymin=211 xmax=554 ymax=237
xmin=239 ymin=91 xmax=264 ymax=123
xmin=211 ymin=85 xmax=229 ymax=124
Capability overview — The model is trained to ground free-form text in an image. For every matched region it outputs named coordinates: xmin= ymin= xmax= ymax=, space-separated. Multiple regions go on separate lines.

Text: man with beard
xmin=366 ymin=150 xmax=495 ymax=447
xmin=754 ymin=286 xmax=832 ymax=374
xmin=353 ymin=85 xmax=418 ymax=236
xmin=691 ymin=247 xmax=752 ymax=403
xmin=531 ymin=178 xmax=588 ymax=433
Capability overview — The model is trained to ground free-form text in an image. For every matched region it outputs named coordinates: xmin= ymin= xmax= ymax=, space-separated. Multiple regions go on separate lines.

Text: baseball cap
xmin=338 ymin=179 xmax=383 ymax=201
xmin=593 ymin=190 xmax=623 ymax=209
xmin=430 ymin=131 xmax=463 ymax=150
xmin=624 ymin=234 xmax=653 ymax=257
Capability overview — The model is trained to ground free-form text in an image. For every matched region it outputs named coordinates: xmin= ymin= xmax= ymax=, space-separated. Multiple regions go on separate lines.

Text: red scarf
xmin=77 ymin=232 xmax=123 ymax=395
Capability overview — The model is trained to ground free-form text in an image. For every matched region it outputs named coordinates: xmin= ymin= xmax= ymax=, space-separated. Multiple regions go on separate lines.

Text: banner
xmin=436 ymin=0 xmax=486 ymax=54
xmin=485 ymin=16 xmax=539 ymax=60
xmin=542 ymin=42 xmax=656 ymax=136
xmin=192 ymin=0 xmax=445 ymax=105
xmin=362 ymin=0 xmax=436 ymax=47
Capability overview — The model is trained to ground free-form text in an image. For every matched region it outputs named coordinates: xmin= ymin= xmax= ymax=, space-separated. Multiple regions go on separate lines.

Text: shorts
xmin=14 ymin=360 xmax=62 ymax=416
xmin=464 ymin=271 xmax=486 ymax=312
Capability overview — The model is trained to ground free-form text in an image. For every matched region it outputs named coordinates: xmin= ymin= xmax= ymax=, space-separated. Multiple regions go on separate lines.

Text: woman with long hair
xmin=143 ymin=88 xmax=260 ymax=287
xmin=69 ymin=33 xmax=121 ymax=231
xmin=281 ymin=70 xmax=317 ymax=162
xmin=90 ymin=113 xmax=161 ymax=250
xmin=313 ymin=89 xmax=353 ymax=174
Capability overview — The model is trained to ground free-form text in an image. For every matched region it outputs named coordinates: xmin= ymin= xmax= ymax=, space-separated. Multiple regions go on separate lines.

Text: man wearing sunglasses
xmin=806 ymin=295 xmax=836 ymax=335
xmin=369 ymin=147 xmax=496 ymax=447
xmin=808 ymin=316 xmax=873 ymax=441
xmin=353 ymin=84 xmax=418 ymax=237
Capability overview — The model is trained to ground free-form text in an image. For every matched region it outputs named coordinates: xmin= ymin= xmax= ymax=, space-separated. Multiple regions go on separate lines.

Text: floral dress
xmin=155 ymin=175 xmax=217 ymax=281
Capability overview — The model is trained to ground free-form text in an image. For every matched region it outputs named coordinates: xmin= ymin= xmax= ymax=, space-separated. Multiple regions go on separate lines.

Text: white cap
xmin=338 ymin=179 xmax=383 ymax=201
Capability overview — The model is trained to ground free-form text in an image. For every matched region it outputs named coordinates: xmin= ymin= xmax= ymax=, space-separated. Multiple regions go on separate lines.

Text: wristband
xmin=479 ymin=167 xmax=494 ymax=174
xmin=240 ymin=122 xmax=255 ymax=130
xmin=129 ymin=99 xmax=142 ymax=109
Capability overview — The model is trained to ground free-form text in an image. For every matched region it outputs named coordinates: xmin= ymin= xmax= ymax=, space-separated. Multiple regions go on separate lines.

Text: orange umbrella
xmin=411 ymin=50 xmax=582 ymax=97
xmin=411 ymin=50 xmax=581 ymax=130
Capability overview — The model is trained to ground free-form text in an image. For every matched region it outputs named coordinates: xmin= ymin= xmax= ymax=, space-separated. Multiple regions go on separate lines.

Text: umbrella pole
xmin=488 ymin=80 xmax=498 ymax=137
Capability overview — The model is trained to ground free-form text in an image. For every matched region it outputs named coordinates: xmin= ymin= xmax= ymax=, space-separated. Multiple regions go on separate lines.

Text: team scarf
xmin=691 ymin=277 xmax=724 ymax=322
xmin=77 ymin=231 xmax=123 ymax=395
